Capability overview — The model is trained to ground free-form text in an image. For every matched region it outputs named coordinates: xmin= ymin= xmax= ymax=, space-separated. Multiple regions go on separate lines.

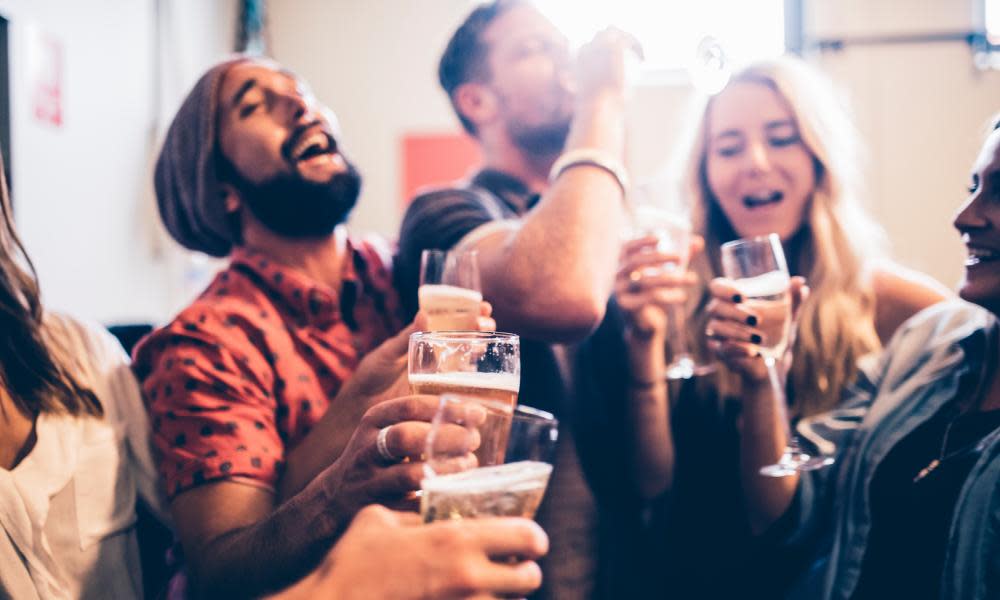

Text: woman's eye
xmin=769 ymin=136 xmax=799 ymax=148
xmin=716 ymin=146 xmax=742 ymax=158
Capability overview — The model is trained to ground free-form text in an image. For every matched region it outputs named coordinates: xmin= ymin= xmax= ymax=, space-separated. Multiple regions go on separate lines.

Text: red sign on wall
xmin=400 ymin=132 xmax=482 ymax=209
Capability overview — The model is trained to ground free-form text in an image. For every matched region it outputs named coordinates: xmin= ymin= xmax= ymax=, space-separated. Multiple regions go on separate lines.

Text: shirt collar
xmin=230 ymin=243 xmax=365 ymax=329
xmin=471 ymin=169 xmax=540 ymax=215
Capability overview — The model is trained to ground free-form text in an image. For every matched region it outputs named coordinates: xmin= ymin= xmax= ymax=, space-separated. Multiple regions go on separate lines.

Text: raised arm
xmin=462 ymin=31 xmax=636 ymax=341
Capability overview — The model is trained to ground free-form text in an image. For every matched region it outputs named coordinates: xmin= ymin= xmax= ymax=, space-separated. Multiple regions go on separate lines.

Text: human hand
xmin=320 ymin=395 xmax=482 ymax=514
xmin=277 ymin=505 xmax=547 ymax=600
xmin=705 ymin=276 xmax=808 ymax=383
xmin=615 ymin=234 xmax=703 ymax=343
xmin=574 ymin=27 xmax=643 ymax=100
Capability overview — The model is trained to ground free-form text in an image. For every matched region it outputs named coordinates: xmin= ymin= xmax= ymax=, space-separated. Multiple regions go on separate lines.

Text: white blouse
xmin=0 ymin=314 xmax=168 ymax=599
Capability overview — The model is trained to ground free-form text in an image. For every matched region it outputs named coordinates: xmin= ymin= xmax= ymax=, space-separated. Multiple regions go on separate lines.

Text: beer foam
xmin=732 ymin=271 xmax=790 ymax=297
xmin=419 ymin=284 xmax=483 ymax=303
xmin=422 ymin=461 xmax=552 ymax=493
xmin=409 ymin=371 xmax=520 ymax=393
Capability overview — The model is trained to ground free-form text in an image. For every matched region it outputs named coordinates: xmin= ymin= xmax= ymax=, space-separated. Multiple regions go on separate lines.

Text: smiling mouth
xmin=966 ymin=246 xmax=1000 ymax=267
xmin=283 ymin=125 xmax=337 ymax=165
xmin=743 ymin=191 xmax=783 ymax=209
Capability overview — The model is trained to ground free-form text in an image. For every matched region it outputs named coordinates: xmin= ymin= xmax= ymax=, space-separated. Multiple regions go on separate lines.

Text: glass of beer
xmin=421 ymin=394 xmax=558 ymax=523
xmin=720 ymin=234 xmax=833 ymax=476
xmin=408 ymin=331 xmax=520 ymax=409
xmin=419 ymin=249 xmax=482 ymax=331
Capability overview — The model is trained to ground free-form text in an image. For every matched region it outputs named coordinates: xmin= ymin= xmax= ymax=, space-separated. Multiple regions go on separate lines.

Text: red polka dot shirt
xmin=132 ymin=239 xmax=403 ymax=498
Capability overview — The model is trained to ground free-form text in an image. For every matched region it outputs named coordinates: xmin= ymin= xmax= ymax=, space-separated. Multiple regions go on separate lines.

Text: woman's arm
xmin=871 ymin=263 xmax=951 ymax=344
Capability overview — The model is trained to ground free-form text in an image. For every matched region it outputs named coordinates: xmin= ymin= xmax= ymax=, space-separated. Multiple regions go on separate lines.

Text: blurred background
xmin=0 ymin=0 xmax=997 ymax=329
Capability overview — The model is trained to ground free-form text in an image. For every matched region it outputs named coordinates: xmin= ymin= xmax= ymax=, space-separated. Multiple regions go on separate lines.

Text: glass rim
xmin=410 ymin=330 xmax=519 ymax=343
xmin=512 ymin=403 xmax=558 ymax=425
xmin=720 ymin=232 xmax=781 ymax=252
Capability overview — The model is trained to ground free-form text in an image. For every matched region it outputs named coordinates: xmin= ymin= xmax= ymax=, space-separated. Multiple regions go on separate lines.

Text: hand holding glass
xmin=720 ymin=234 xmax=833 ymax=476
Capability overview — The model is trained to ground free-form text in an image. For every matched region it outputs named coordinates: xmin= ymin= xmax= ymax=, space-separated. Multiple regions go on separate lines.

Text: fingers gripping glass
xmin=421 ymin=394 xmax=558 ymax=523
xmin=629 ymin=203 xmax=714 ymax=379
xmin=720 ymin=234 xmax=833 ymax=476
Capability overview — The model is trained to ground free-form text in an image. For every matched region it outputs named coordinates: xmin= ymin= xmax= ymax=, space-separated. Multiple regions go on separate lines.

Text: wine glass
xmin=419 ymin=249 xmax=482 ymax=331
xmin=720 ymin=234 xmax=833 ymax=476
xmin=629 ymin=185 xmax=714 ymax=379
xmin=422 ymin=394 xmax=559 ymax=523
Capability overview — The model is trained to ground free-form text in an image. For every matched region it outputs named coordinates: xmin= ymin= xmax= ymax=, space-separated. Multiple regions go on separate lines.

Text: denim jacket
xmin=781 ymin=300 xmax=1000 ymax=600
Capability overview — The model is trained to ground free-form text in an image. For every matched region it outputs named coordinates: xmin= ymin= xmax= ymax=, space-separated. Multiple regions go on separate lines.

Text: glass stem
xmin=665 ymin=303 xmax=691 ymax=363
xmin=763 ymin=356 xmax=796 ymax=456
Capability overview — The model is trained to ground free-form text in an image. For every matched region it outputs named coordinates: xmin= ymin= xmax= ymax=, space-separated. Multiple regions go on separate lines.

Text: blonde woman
xmin=576 ymin=56 xmax=949 ymax=598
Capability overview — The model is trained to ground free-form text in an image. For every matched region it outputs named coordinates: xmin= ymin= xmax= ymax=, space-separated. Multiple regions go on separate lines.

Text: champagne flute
xmin=422 ymin=394 xmax=558 ymax=523
xmin=629 ymin=187 xmax=714 ymax=379
xmin=419 ymin=249 xmax=482 ymax=331
xmin=720 ymin=234 xmax=833 ymax=476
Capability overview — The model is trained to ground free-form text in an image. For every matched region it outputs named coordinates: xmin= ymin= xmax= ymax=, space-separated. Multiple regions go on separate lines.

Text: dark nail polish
xmin=746 ymin=315 xmax=758 ymax=326
xmin=732 ymin=294 xmax=743 ymax=303
xmin=750 ymin=333 xmax=762 ymax=344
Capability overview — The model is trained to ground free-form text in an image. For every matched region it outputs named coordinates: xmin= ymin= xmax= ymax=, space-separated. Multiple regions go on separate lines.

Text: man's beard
xmin=229 ymin=161 xmax=362 ymax=239
xmin=508 ymin=118 xmax=572 ymax=157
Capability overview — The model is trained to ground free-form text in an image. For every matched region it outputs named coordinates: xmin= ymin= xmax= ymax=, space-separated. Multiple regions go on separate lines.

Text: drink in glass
xmin=419 ymin=249 xmax=482 ymax=331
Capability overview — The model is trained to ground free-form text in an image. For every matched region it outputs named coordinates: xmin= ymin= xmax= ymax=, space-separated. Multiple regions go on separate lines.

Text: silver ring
xmin=376 ymin=426 xmax=397 ymax=463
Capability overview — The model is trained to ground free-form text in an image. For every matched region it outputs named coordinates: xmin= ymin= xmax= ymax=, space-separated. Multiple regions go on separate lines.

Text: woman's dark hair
xmin=0 ymin=156 xmax=101 ymax=417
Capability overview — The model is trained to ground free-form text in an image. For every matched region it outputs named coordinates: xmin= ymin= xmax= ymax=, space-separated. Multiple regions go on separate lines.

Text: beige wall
xmin=270 ymin=0 xmax=1000 ymax=291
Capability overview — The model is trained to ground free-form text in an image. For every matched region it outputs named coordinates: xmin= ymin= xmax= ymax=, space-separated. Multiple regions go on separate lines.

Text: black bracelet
xmin=630 ymin=377 xmax=665 ymax=391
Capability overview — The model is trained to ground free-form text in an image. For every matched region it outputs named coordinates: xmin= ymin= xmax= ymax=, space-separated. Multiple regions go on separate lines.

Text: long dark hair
xmin=0 ymin=157 xmax=101 ymax=417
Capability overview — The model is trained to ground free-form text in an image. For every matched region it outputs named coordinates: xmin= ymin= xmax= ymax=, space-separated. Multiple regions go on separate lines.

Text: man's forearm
xmin=482 ymin=93 xmax=628 ymax=339
xmin=188 ymin=481 xmax=345 ymax=598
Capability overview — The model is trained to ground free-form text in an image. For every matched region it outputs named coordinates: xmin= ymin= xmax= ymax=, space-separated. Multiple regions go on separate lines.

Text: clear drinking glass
xmin=629 ymin=201 xmax=714 ymax=379
xmin=408 ymin=331 xmax=520 ymax=409
xmin=419 ymin=249 xmax=482 ymax=331
xmin=720 ymin=234 xmax=833 ymax=476
xmin=421 ymin=394 xmax=558 ymax=523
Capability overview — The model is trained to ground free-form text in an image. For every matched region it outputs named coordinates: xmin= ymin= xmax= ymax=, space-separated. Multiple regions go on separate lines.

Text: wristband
xmin=549 ymin=148 xmax=630 ymax=196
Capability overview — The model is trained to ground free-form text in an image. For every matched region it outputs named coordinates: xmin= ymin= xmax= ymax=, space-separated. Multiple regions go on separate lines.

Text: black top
xmin=576 ymin=301 xmax=810 ymax=599
xmin=851 ymin=406 xmax=1000 ymax=600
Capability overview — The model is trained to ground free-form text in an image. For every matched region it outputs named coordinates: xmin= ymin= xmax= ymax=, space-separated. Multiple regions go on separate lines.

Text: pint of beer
xmin=419 ymin=249 xmax=481 ymax=331
xmin=407 ymin=331 xmax=520 ymax=407
xmin=422 ymin=400 xmax=558 ymax=523
xmin=418 ymin=284 xmax=483 ymax=331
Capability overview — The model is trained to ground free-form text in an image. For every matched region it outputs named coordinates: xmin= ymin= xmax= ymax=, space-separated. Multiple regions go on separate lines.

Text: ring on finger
xmin=376 ymin=426 xmax=398 ymax=463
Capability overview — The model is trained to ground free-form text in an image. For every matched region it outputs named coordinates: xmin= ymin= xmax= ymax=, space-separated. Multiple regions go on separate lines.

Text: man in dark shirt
xmin=395 ymin=3 xmax=638 ymax=597
xmin=135 ymin=57 xmax=487 ymax=597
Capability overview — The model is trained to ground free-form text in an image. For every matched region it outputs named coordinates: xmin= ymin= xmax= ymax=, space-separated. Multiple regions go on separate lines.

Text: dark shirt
xmin=852 ymin=407 xmax=1000 ymax=600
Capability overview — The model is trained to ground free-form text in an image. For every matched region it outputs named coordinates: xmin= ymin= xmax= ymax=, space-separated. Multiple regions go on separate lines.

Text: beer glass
xmin=421 ymin=394 xmax=558 ymax=523
xmin=629 ymin=202 xmax=714 ymax=379
xmin=419 ymin=249 xmax=482 ymax=331
xmin=407 ymin=331 xmax=520 ymax=409
xmin=720 ymin=234 xmax=833 ymax=476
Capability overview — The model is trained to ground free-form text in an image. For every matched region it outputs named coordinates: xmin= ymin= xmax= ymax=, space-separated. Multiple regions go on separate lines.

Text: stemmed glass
xmin=629 ymin=187 xmax=714 ymax=379
xmin=720 ymin=234 xmax=833 ymax=476
xmin=421 ymin=394 xmax=559 ymax=523
xmin=419 ymin=249 xmax=482 ymax=331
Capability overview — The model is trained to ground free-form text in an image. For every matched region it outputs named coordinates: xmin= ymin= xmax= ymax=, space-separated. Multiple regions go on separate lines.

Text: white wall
xmin=0 ymin=0 xmax=237 ymax=326
xmin=270 ymin=0 xmax=1000 ymax=291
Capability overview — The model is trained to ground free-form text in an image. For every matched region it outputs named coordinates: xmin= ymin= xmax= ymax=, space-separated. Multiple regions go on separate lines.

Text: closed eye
xmin=239 ymin=103 xmax=259 ymax=119
xmin=968 ymin=174 xmax=979 ymax=195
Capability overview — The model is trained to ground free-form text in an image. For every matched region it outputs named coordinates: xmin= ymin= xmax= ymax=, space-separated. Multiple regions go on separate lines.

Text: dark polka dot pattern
xmin=132 ymin=242 xmax=404 ymax=499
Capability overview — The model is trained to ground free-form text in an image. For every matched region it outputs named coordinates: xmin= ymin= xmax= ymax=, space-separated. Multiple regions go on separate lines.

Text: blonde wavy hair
xmin=676 ymin=56 xmax=887 ymax=417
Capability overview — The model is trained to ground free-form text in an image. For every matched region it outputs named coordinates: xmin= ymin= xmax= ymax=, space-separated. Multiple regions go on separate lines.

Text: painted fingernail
xmin=750 ymin=333 xmax=762 ymax=344
xmin=746 ymin=315 xmax=758 ymax=326
xmin=732 ymin=294 xmax=743 ymax=303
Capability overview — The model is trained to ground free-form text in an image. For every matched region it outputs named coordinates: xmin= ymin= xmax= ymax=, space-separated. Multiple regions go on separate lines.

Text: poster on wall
xmin=400 ymin=133 xmax=481 ymax=209
xmin=25 ymin=25 xmax=63 ymax=128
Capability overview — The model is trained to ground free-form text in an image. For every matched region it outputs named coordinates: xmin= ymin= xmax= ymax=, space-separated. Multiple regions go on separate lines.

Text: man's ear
xmin=453 ymin=82 xmax=498 ymax=131
xmin=220 ymin=183 xmax=241 ymax=214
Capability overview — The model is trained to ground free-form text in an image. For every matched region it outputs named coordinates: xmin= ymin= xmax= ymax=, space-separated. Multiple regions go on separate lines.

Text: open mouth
xmin=965 ymin=245 xmax=1000 ymax=267
xmin=283 ymin=125 xmax=337 ymax=165
xmin=742 ymin=191 xmax=783 ymax=209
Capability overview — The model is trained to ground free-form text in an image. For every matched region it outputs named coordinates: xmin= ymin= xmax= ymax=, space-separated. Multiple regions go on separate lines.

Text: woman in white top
xmin=0 ymin=157 xmax=166 ymax=599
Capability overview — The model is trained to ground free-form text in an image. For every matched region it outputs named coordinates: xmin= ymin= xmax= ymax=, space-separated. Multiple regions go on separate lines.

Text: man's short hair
xmin=438 ymin=0 xmax=526 ymax=136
